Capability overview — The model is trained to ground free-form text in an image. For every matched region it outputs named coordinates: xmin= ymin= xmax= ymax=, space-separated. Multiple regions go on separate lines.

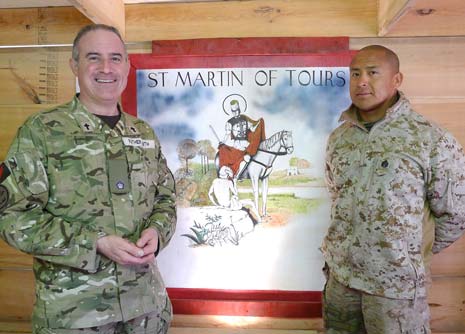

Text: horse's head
xmin=259 ymin=130 xmax=294 ymax=155
xmin=281 ymin=131 xmax=294 ymax=154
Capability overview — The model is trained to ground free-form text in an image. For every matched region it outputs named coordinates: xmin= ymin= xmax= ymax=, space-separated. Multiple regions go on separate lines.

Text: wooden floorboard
xmin=0 ymin=318 xmax=463 ymax=334
xmin=171 ymin=315 xmax=323 ymax=329
xmin=168 ymin=330 xmax=318 ymax=334
xmin=0 ymin=317 xmax=322 ymax=333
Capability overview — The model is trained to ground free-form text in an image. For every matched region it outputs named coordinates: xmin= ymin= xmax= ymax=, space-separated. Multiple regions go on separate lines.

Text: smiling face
xmin=349 ymin=47 xmax=403 ymax=122
xmin=69 ymin=29 xmax=130 ymax=114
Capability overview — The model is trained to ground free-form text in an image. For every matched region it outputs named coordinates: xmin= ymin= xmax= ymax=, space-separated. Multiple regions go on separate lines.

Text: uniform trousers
xmin=323 ymin=273 xmax=430 ymax=334
xmin=33 ymin=311 xmax=169 ymax=334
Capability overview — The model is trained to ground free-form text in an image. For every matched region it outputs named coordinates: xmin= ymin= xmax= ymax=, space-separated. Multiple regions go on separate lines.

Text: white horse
xmin=245 ymin=130 xmax=293 ymax=217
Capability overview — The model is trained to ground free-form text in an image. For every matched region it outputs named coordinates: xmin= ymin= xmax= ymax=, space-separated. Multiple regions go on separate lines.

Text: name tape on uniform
xmin=122 ymin=137 xmax=155 ymax=149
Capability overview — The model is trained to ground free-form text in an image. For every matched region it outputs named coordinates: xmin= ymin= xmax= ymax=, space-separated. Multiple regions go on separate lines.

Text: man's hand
xmin=97 ymin=235 xmax=148 ymax=266
xmin=135 ymin=228 xmax=159 ymax=262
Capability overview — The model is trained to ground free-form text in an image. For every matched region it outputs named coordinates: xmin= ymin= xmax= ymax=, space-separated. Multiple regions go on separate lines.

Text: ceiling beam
xmin=0 ymin=0 xmax=69 ymax=8
xmin=68 ymin=0 xmax=125 ymax=37
xmin=126 ymin=0 xmax=377 ymax=41
xmin=0 ymin=1 xmax=378 ymax=46
xmin=378 ymin=0 xmax=415 ymax=36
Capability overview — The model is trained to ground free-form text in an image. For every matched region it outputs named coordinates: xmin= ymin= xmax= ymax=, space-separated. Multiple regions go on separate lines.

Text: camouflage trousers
xmin=323 ymin=274 xmax=431 ymax=334
xmin=33 ymin=311 xmax=170 ymax=334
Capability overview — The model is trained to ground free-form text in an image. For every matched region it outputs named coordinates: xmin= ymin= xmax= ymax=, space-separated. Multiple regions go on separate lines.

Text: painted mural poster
xmin=136 ymin=66 xmax=351 ymax=291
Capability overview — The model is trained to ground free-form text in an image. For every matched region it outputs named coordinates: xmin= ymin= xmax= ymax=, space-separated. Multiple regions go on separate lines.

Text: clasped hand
xmin=96 ymin=228 xmax=159 ymax=266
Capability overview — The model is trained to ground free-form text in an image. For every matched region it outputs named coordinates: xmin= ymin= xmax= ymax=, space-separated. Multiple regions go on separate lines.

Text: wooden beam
xmin=0 ymin=7 xmax=90 ymax=46
xmin=378 ymin=0 xmax=415 ymax=36
xmin=68 ymin=0 xmax=126 ymax=37
xmin=0 ymin=0 xmax=69 ymax=8
xmin=380 ymin=0 xmax=465 ymax=37
xmin=1 ymin=0 xmax=465 ymax=44
xmin=126 ymin=0 xmax=377 ymax=41
xmin=0 ymin=1 xmax=378 ymax=46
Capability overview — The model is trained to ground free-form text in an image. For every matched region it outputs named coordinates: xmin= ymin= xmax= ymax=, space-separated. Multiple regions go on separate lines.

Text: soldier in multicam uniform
xmin=321 ymin=45 xmax=465 ymax=333
xmin=0 ymin=24 xmax=176 ymax=333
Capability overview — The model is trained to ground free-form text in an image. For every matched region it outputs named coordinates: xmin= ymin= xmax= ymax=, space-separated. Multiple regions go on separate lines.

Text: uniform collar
xmin=116 ymin=112 xmax=141 ymax=136
xmin=339 ymin=91 xmax=409 ymax=129
xmin=70 ymin=95 xmax=102 ymax=133
xmin=70 ymin=95 xmax=140 ymax=136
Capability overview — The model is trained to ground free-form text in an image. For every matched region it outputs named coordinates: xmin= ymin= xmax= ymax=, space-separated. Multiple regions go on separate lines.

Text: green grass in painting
xmin=238 ymin=193 xmax=325 ymax=214
xmin=236 ymin=175 xmax=316 ymax=187
xmin=179 ymin=162 xmax=324 ymax=212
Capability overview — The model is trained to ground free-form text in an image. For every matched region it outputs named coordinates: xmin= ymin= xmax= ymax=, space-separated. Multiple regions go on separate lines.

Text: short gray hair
xmin=72 ymin=24 xmax=127 ymax=62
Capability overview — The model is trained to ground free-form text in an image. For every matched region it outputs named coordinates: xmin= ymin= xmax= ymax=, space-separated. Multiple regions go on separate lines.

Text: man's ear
xmin=393 ymin=71 xmax=403 ymax=89
xmin=69 ymin=58 xmax=78 ymax=76
xmin=124 ymin=57 xmax=131 ymax=76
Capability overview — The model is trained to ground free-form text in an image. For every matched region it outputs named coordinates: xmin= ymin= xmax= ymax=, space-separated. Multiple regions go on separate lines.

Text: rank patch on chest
xmin=122 ymin=137 xmax=155 ymax=148
xmin=81 ymin=122 xmax=94 ymax=132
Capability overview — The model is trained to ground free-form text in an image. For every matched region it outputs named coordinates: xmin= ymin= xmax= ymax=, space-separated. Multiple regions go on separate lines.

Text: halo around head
xmin=222 ymin=94 xmax=247 ymax=116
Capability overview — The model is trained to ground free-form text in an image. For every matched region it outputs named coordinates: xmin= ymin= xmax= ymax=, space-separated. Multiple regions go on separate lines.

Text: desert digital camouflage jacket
xmin=0 ymin=96 xmax=176 ymax=328
xmin=321 ymin=92 xmax=465 ymax=300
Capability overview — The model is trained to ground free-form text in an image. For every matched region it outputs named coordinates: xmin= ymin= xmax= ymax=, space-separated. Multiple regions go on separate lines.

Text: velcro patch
xmin=123 ymin=137 xmax=155 ymax=148
xmin=0 ymin=163 xmax=11 ymax=183
xmin=0 ymin=185 xmax=9 ymax=212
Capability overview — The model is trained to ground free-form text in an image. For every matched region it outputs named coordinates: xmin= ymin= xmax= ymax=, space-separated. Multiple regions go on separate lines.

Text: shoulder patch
xmin=0 ymin=185 xmax=9 ymax=212
xmin=0 ymin=163 xmax=11 ymax=183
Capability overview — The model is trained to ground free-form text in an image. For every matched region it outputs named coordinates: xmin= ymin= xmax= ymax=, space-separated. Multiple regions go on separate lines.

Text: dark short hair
xmin=72 ymin=24 xmax=127 ymax=61
xmin=357 ymin=45 xmax=400 ymax=73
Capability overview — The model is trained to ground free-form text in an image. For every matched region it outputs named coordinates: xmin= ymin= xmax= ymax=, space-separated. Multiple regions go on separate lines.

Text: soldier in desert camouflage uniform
xmin=321 ymin=45 xmax=465 ymax=333
xmin=0 ymin=24 xmax=176 ymax=333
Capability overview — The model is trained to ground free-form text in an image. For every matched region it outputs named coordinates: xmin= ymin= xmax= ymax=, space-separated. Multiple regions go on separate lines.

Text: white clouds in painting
xmin=137 ymin=67 xmax=351 ymax=175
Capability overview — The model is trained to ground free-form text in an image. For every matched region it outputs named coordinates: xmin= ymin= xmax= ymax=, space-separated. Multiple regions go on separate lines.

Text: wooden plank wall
xmin=0 ymin=10 xmax=464 ymax=334
xmin=0 ymin=2 xmax=378 ymax=44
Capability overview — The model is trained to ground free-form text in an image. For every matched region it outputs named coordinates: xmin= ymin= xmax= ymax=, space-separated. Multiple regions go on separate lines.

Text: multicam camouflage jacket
xmin=0 ymin=97 xmax=176 ymax=328
xmin=322 ymin=92 xmax=465 ymax=300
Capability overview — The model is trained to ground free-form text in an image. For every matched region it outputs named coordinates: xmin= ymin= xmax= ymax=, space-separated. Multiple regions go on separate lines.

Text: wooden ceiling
xmin=0 ymin=0 xmax=464 ymax=46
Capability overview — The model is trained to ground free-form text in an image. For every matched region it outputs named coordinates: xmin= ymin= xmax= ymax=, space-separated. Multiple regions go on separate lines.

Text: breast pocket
xmin=46 ymin=135 xmax=106 ymax=217
xmin=330 ymin=149 xmax=360 ymax=192
xmin=374 ymin=153 xmax=425 ymax=202
xmin=125 ymin=145 xmax=159 ymax=220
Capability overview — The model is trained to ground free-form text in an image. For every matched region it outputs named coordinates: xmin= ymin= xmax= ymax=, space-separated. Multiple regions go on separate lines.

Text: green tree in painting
xmin=177 ymin=139 xmax=199 ymax=174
